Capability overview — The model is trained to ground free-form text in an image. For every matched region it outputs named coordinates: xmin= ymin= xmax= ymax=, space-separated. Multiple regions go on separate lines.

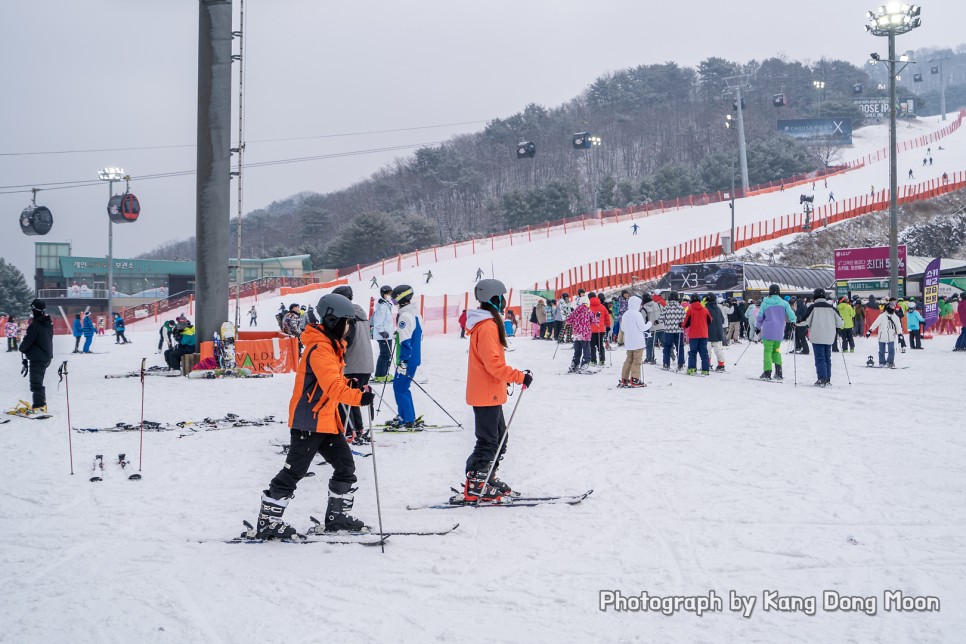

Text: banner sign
xmin=520 ymin=289 xmax=555 ymax=330
xmin=922 ymin=258 xmax=941 ymax=330
xmin=834 ymin=246 xmax=907 ymax=280
xmin=660 ymin=262 xmax=744 ymax=292
xmin=852 ymin=97 xmax=916 ymax=119
xmin=778 ymin=118 xmax=853 ymax=145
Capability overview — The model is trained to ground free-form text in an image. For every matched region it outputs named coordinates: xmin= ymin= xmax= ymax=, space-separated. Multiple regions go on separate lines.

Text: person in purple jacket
xmin=956 ymin=294 xmax=966 ymax=352
xmin=755 ymin=284 xmax=797 ymax=380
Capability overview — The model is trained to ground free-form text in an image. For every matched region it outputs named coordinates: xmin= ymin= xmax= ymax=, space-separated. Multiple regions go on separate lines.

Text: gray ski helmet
xmin=332 ymin=285 xmax=353 ymax=301
xmin=769 ymin=284 xmax=781 ymax=296
xmin=316 ymin=293 xmax=356 ymax=329
xmin=391 ymin=284 xmax=414 ymax=305
xmin=475 ymin=278 xmax=507 ymax=308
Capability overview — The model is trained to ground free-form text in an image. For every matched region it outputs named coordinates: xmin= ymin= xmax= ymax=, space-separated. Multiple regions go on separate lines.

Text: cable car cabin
xmin=107 ymin=193 xmax=140 ymax=224
xmin=20 ymin=205 xmax=53 ymax=236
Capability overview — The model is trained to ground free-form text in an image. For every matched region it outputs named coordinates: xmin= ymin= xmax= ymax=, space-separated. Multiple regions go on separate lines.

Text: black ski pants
xmin=340 ymin=373 xmax=370 ymax=436
xmin=375 ymin=339 xmax=392 ymax=378
xmin=910 ymin=329 xmax=922 ymax=349
xmin=28 ymin=359 xmax=50 ymax=408
xmin=795 ymin=326 xmax=809 ymax=353
xmin=840 ymin=328 xmax=855 ymax=351
xmin=590 ymin=332 xmax=605 ymax=363
xmin=268 ymin=428 xmax=356 ymax=499
xmin=466 ymin=405 xmax=508 ymax=474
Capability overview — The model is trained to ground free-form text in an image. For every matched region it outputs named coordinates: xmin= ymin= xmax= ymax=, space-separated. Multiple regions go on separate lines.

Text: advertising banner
xmin=922 ymin=258 xmax=941 ymax=330
xmin=778 ymin=118 xmax=853 ymax=145
xmin=520 ymin=289 xmax=555 ymax=331
xmin=834 ymin=246 xmax=907 ymax=280
xmin=660 ymin=262 xmax=744 ymax=292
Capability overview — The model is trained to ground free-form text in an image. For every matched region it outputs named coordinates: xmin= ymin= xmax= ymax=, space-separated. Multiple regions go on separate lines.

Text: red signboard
xmin=833 ymin=245 xmax=907 ymax=280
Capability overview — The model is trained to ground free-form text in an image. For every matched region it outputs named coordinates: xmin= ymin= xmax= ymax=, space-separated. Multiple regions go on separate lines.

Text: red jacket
xmin=652 ymin=294 xmax=667 ymax=307
xmin=682 ymin=302 xmax=712 ymax=339
xmin=458 ymin=311 xmax=467 ymax=329
xmin=589 ymin=297 xmax=611 ymax=333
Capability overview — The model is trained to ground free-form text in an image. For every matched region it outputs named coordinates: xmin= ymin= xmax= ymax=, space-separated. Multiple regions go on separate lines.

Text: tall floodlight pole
xmin=231 ymin=0 xmax=247 ymax=329
xmin=97 ymin=167 xmax=126 ymax=324
xmin=866 ymin=3 xmax=921 ymax=299
xmin=724 ymin=76 xmax=751 ymax=193
xmin=197 ymin=0 xmax=233 ymax=346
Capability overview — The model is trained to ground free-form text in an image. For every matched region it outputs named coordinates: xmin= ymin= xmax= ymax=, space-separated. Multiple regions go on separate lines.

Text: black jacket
xmin=707 ymin=302 xmax=725 ymax=342
xmin=20 ymin=314 xmax=54 ymax=362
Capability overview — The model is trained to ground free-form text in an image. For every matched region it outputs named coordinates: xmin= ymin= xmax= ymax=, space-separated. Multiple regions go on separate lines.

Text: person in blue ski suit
xmin=391 ymin=285 xmax=423 ymax=429
xmin=81 ymin=312 xmax=96 ymax=353
xmin=72 ymin=313 xmax=83 ymax=353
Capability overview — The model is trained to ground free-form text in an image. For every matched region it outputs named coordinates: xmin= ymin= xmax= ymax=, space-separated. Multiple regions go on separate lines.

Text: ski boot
xmin=251 ymin=492 xmax=300 ymax=540
xmin=686 ymin=368 xmax=697 ymax=375
xmin=617 ymin=379 xmax=628 ymax=388
xmin=630 ymin=378 xmax=647 ymax=388
xmin=866 ymin=356 xmax=875 ymax=367
xmin=715 ymin=363 xmax=726 ymax=372
xmin=462 ymin=471 xmax=504 ymax=503
xmin=774 ymin=364 xmax=784 ymax=380
xmin=700 ymin=370 xmax=710 ymax=376
xmin=814 ymin=379 xmax=829 ymax=387
xmin=759 ymin=370 xmax=772 ymax=380
xmin=352 ymin=429 xmax=372 ymax=445
xmin=321 ymin=483 xmax=366 ymax=533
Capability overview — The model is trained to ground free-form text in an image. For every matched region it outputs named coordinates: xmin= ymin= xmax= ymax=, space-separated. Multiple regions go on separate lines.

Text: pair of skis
xmin=90 ymin=453 xmax=141 ymax=482
xmin=5 ymin=400 xmax=52 ymax=420
xmin=212 ymin=520 xmax=461 ymax=546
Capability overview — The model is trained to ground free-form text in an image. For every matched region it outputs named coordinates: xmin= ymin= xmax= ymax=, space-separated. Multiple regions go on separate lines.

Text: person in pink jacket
xmin=566 ymin=297 xmax=595 ymax=373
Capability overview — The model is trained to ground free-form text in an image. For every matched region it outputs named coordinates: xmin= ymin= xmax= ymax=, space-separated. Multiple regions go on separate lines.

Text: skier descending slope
xmin=756 ymin=284 xmax=797 ymax=380
xmin=249 ymin=293 xmax=376 ymax=540
xmin=462 ymin=279 xmax=532 ymax=501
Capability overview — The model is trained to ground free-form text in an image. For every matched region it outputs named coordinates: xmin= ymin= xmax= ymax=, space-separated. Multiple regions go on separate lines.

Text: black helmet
xmin=379 ymin=285 xmax=393 ymax=296
xmin=30 ymin=298 xmax=46 ymax=312
xmin=669 ymin=291 xmax=679 ymax=301
xmin=475 ymin=278 xmax=507 ymax=308
xmin=332 ymin=285 xmax=353 ymax=301
xmin=768 ymin=284 xmax=781 ymax=296
xmin=316 ymin=293 xmax=355 ymax=329
xmin=391 ymin=284 xmax=414 ymax=306
xmin=813 ymin=288 xmax=826 ymax=300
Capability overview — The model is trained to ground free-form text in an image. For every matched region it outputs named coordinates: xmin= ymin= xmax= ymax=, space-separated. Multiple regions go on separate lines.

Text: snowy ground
xmin=2 ymin=328 xmax=965 ymax=642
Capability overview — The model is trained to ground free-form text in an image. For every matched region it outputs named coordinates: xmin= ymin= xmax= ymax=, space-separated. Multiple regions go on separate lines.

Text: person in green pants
xmin=755 ymin=284 xmax=798 ymax=380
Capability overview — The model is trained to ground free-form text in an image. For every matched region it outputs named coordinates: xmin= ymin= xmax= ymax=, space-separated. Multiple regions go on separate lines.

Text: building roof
xmin=742 ymin=263 xmax=835 ymax=292
xmin=905 ymin=256 xmax=966 ymax=278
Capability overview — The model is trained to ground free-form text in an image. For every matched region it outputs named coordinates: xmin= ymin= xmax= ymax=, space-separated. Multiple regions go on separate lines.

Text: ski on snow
xmin=407 ymin=489 xmax=593 ymax=510
xmin=747 ymin=377 xmax=784 ymax=384
xmin=202 ymin=521 xmax=391 ymax=546
xmin=308 ymin=516 xmax=460 ymax=537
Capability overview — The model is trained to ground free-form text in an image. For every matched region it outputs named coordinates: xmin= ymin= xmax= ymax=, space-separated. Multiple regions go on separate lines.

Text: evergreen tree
xmin=0 ymin=259 xmax=34 ymax=317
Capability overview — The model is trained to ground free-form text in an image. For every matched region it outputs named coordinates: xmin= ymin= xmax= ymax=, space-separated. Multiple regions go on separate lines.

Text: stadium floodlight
xmin=98 ymin=166 xmax=129 ymax=322
xmin=865 ymin=3 xmax=922 ymax=299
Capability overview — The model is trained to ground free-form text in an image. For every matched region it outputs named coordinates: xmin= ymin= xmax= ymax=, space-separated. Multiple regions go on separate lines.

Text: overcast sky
xmin=2 ymin=0 xmax=963 ymax=281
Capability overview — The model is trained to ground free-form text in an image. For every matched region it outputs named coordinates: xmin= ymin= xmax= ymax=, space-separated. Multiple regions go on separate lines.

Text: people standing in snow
xmin=704 ymin=294 xmax=727 ymax=372
xmin=19 ymin=300 xmax=54 ymax=412
xmin=532 ymin=299 xmax=547 ymax=339
xmin=81 ymin=312 xmax=96 ymax=353
xmin=281 ymin=304 xmax=302 ymax=338
xmin=4 ymin=315 xmax=19 ymax=352
xmin=744 ymin=300 xmax=759 ymax=343
xmin=566 ymin=296 xmax=594 ymax=373
xmin=641 ymin=293 xmax=662 ymax=365
xmin=113 ymin=313 xmax=130 ymax=344
xmin=72 ymin=313 xmax=83 ymax=353
xmin=458 ymin=309 xmax=468 ymax=339
xmin=249 ymin=292 xmax=375 ymax=540
xmin=683 ymin=294 xmax=712 ymax=375
xmin=867 ymin=302 xmax=902 ymax=367
xmin=837 ymin=297 xmax=856 ymax=352
xmin=852 ymin=296 xmax=866 ymax=336
xmin=331 ymin=285 xmax=375 ymax=445
xmin=618 ymin=295 xmax=650 ymax=387
xmin=390 ymin=284 xmax=423 ymax=430
xmin=802 ymin=289 xmax=843 ymax=386
xmin=660 ymin=292 xmax=686 ymax=371
xmin=588 ymin=293 xmax=611 ymax=367
xmin=906 ymin=301 xmax=925 ymax=350
xmin=722 ymin=297 xmax=741 ymax=344
xmin=461 ymin=279 xmax=532 ymax=502
xmin=551 ymin=296 xmax=566 ymax=340
xmin=248 ymin=305 xmax=257 ymax=326
xmin=158 ymin=319 xmax=176 ymax=354
xmin=372 ymin=285 xmax=395 ymax=383
xmin=556 ymin=293 xmax=572 ymax=342
xmin=955 ymin=295 xmax=966 ymax=351
xmin=756 ymin=284 xmax=797 ymax=380
xmin=793 ymin=297 xmax=809 ymax=355
xmin=505 ymin=308 xmax=519 ymax=337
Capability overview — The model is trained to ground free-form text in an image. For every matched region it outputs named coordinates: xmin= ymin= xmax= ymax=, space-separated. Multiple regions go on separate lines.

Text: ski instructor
xmin=248 ymin=292 xmax=376 ymax=540
xmin=460 ymin=279 xmax=532 ymax=503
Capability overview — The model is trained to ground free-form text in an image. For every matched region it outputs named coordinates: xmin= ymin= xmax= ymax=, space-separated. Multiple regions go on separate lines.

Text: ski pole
xmin=793 ymin=339 xmax=797 ymax=387
xmin=139 ymin=358 xmax=146 ymax=471
xmin=408 ymin=378 xmax=463 ymax=429
xmin=552 ymin=336 xmax=561 ymax=360
xmin=841 ymin=346 xmax=852 ymax=385
xmin=58 ymin=361 xmax=73 ymax=475
xmin=372 ymin=388 xmax=397 ymax=415
xmin=375 ymin=340 xmax=396 ymax=416
xmin=367 ymin=402 xmax=386 ymax=554
xmin=733 ymin=338 xmax=752 ymax=366
xmin=478 ymin=385 xmax=526 ymax=507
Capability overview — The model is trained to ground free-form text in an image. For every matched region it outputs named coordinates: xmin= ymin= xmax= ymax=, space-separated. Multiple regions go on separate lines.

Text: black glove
xmin=866 ymin=332 xmax=871 ymax=339
xmin=360 ymin=390 xmax=375 ymax=406
xmin=21 ymin=359 xmax=28 ymax=377
xmin=379 ymin=331 xmax=389 ymax=340
xmin=346 ymin=377 xmax=361 ymax=390
xmin=522 ymin=370 xmax=533 ymax=389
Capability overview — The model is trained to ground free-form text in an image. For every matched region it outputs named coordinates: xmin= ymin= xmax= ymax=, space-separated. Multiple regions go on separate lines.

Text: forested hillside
xmin=140 ymin=46 xmax=966 ymax=271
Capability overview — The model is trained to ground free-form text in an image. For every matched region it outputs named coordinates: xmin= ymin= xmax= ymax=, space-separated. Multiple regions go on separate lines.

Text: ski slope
xmin=2 ymin=328 xmax=964 ymax=642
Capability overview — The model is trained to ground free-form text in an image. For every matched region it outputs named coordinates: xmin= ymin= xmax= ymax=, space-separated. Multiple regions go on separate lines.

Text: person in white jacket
xmin=618 ymin=295 xmax=651 ymax=387
xmin=371 ymin=285 xmax=395 ymax=382
xmin=866 ymin=303 xmax=902 ymax=368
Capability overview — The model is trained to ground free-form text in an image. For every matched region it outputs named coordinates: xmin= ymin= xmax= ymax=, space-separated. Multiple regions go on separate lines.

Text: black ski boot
xmin=759 ymin=370 xmax=772 ymax=380
xmin=323 ymin=482 xmax=366 ymax=533
xmin=774 ymin=364 xmax=784 ymax=380
xmin=463 ymin=470 xmax=503 ymax=503
xmin=252 ymin=492 xmax=299 ymax=540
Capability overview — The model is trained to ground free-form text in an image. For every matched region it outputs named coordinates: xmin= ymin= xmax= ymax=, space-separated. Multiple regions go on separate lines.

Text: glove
xmin=379 ymin=331 xmax=389 ymax=340
xmin=397 ymin=362 xmax=407 ymax=377
xmin=755 ymin=328 xmax=761 ymax=334
xmin=866 ymin=332 xmax=871 ymax=339
xmin=359 ymin=389 xmax=375 ymax=407
xmin=522 ymin=370 xmax=533 ymax=389
xmin=21 ymin=359 xmax=28 ymax=377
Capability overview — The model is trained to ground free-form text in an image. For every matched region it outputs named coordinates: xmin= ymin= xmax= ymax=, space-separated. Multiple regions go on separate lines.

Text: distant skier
xmin=908 ymin=169 xmax=915 ymax=180
xmin=828 ymin=192 xmax=835 ymax=202
xmin=475 ymin=267 xmax=484 ymax=281
xmin=370 ymin=276 xmax=379 ymax=289
xmin=81 ymin=312 xmax=95 ymax=353
xmin=248 ymin=305 xmax=257 ymax=326
xmin=113 ymin=313 xmax=130 ymax=344
xmin=631 ymin=223 xmax=639 ymax=235
xmin=424 ymin=270 xmax=433 ymax=284
xmin=372 ymin=285 xmax=395 ymax=383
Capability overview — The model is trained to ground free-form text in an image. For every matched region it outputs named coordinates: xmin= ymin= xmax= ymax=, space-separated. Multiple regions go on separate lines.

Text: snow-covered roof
xmin=905 ymin=256 xmax=966 ymax=278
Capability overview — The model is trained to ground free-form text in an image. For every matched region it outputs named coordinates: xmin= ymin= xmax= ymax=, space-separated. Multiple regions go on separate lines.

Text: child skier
xmin=390 ymin=284 xmax=423 ymax=429
xmin=461 ymin=279 xmax=532 ymax=502
xmin=906 ymin=301 xmax=924 ymax=349
xmin=756 ymin=284 xmax=797 ymax=380
xmin=566 ymin=296 xmax=594 ymax=373
xmin=248 ymin=293 xmax=376 ymax=540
